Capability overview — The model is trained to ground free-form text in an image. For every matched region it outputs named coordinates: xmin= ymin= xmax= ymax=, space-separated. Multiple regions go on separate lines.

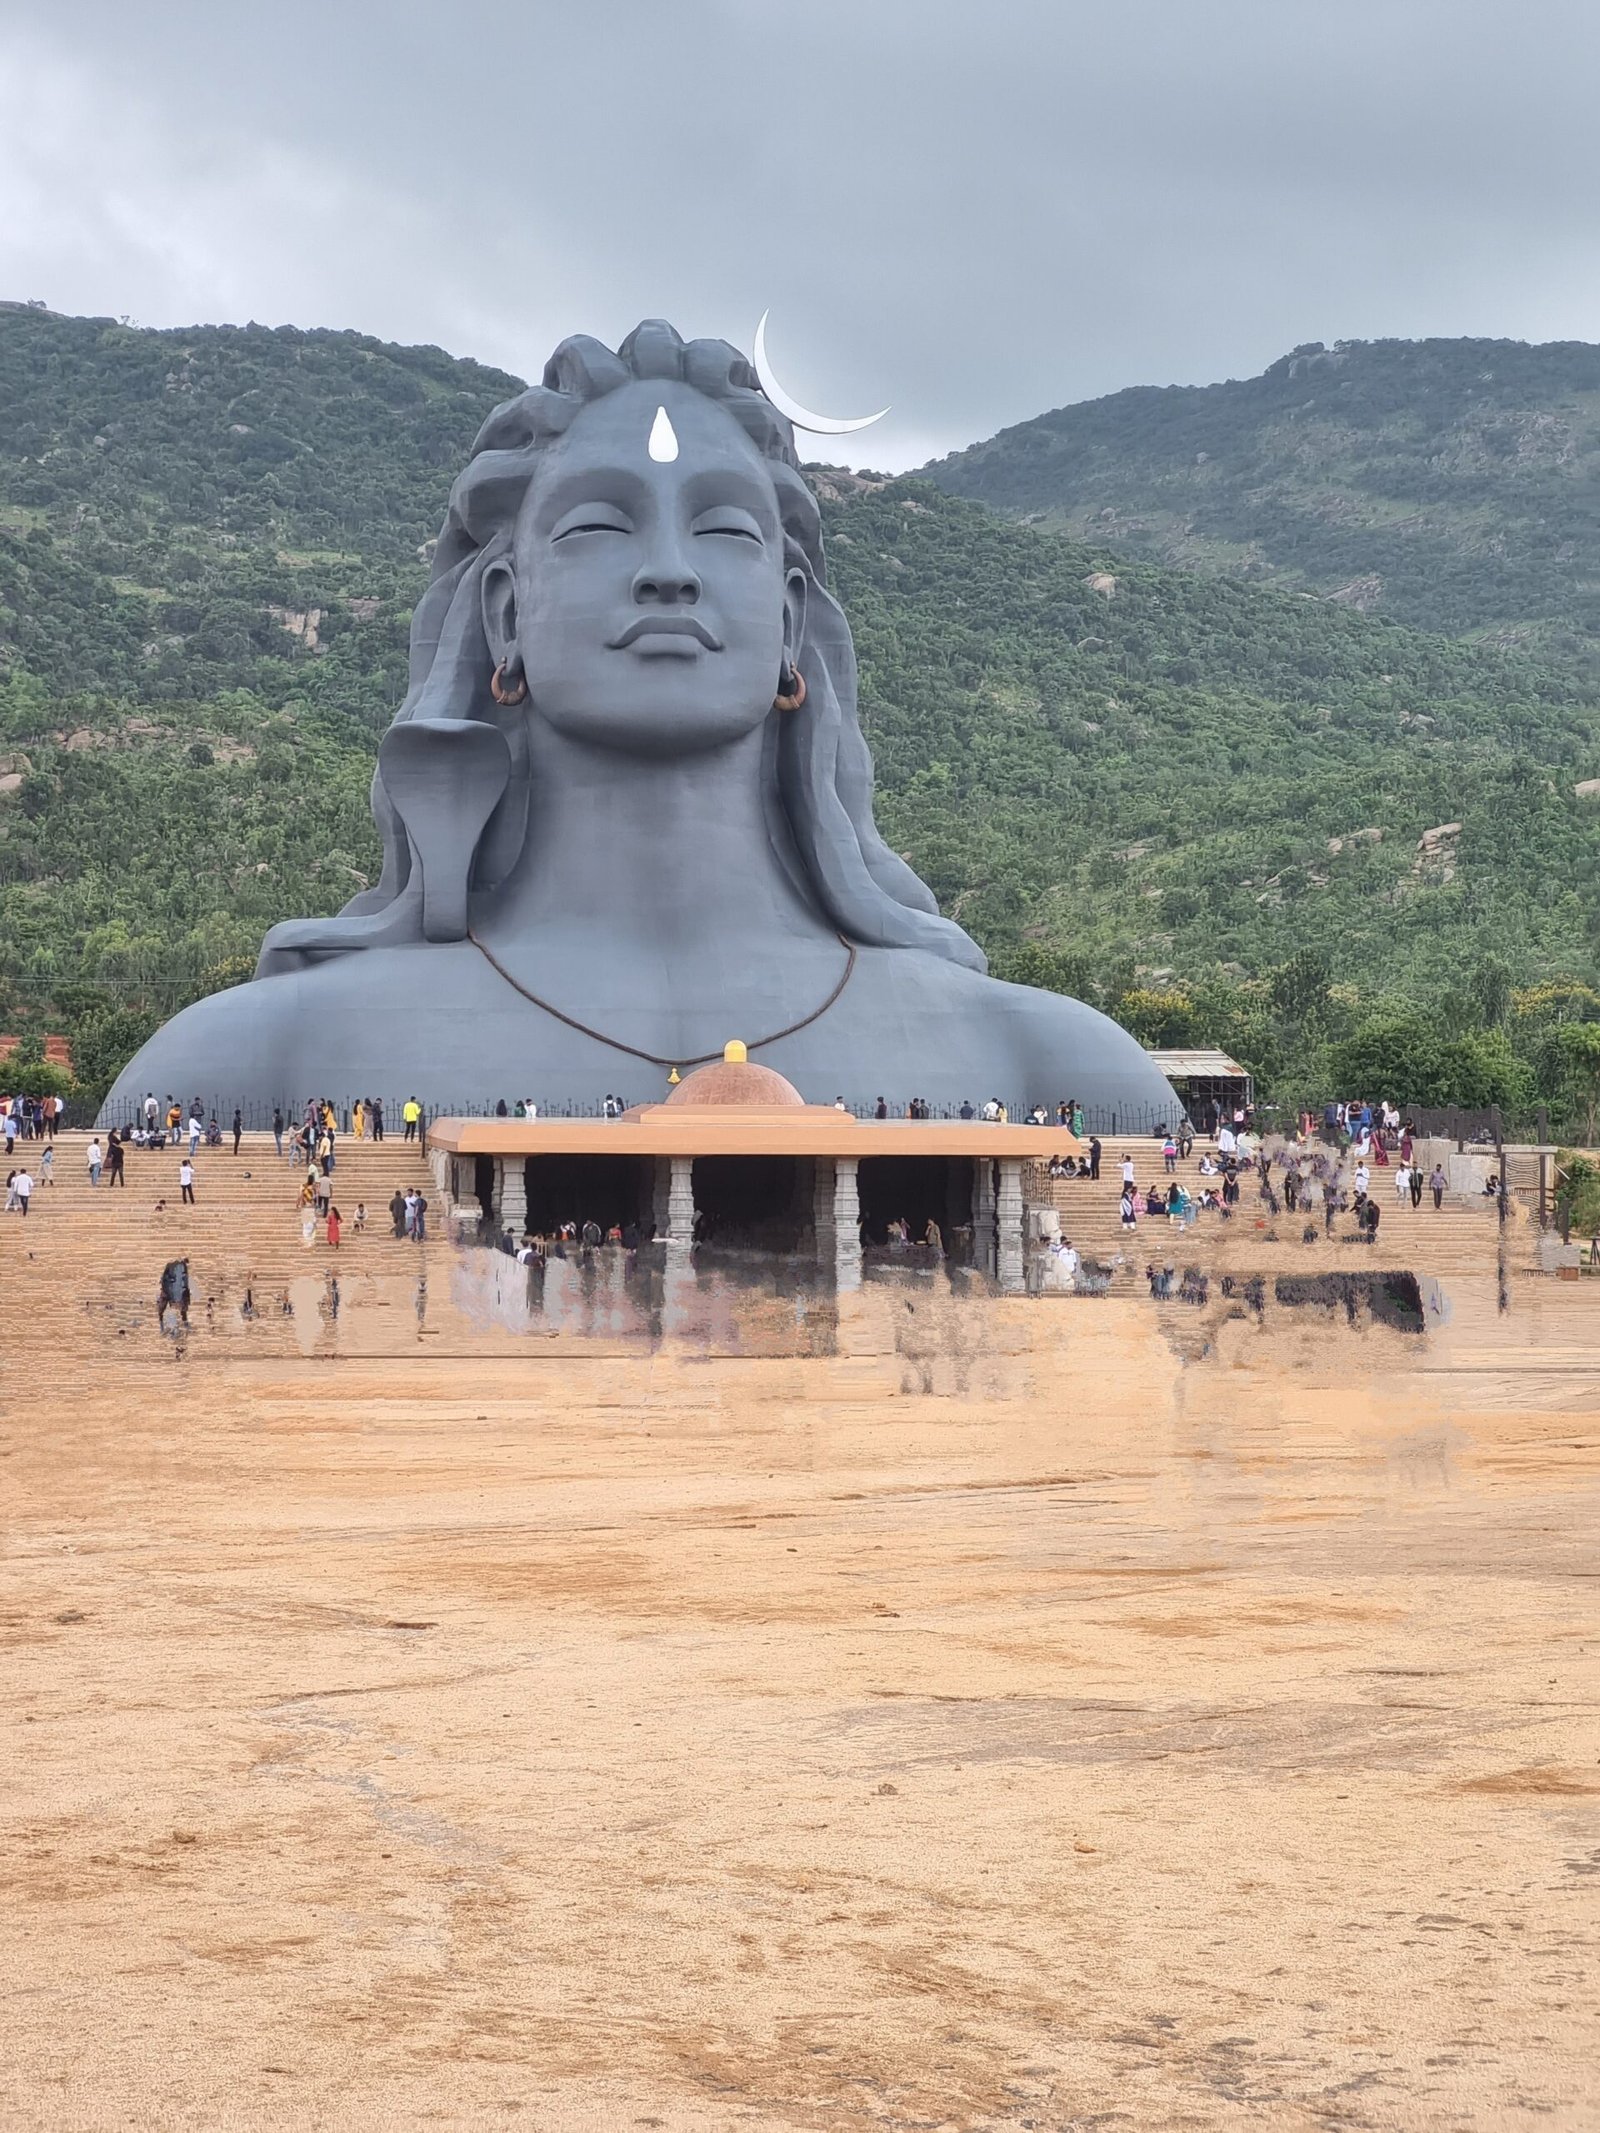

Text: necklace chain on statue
xmin=465 ymin=929 xmax=857 ymax=1073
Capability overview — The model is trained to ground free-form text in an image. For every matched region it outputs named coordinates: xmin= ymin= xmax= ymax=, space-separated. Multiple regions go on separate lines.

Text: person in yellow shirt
xmin=402 ymin=1097 xmax=423 ymax=1143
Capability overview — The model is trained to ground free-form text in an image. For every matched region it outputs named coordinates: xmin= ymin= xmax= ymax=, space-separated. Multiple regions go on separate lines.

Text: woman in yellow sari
xmin=352 ymin=1098 xmax=366 ymax=1140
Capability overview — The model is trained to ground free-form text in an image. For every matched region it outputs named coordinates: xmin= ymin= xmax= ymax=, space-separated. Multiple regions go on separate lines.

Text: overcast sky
xmin=5 ymin=0 xmax=1600 ymax=469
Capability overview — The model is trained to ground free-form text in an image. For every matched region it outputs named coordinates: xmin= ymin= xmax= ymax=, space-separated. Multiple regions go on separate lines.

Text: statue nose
xmin=632 ymin=551 xmax=701 ymax=605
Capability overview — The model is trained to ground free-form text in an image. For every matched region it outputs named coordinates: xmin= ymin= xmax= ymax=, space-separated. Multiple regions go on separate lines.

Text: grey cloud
xmin=4 ymin=0 xmax=1599 ymax=468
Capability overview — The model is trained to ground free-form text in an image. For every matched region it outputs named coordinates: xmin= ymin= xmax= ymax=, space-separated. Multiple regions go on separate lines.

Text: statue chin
xmin=533 ymin=682 xmax=772 ymax=759
xmin=94 ymin=318 xmax=1180 ymax=1133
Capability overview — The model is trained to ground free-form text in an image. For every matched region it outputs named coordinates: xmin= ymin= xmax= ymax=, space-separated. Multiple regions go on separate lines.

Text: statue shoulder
xmin=102 ymin=974 xmax=300 ymax=1119
xmin=993 ymin=975 xmax=1179 ymax=1118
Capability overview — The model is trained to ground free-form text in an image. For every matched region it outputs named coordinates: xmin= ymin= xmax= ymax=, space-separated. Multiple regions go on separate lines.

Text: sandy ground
xmin=3 ymin=1278 xmax=1598 ymax=2131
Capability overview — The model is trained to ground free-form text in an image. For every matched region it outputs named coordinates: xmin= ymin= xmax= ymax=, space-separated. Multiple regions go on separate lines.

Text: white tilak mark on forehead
xmin=647 ymin=405 xmax=679 ymax=462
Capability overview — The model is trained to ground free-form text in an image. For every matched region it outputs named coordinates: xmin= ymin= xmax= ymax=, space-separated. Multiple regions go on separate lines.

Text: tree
xmin=1270 ymin=947 xmax=1332 ymax=1030
xmin=1469 ymin=954 xmax=1514 ymax=1029
xmin=1113 ymin=987 xmax=1196 ymax=1047
xmin=1557 ymin=1022 xmax=1600 ymax=1145
xmin=2 ymin=1039 xmax=71 ymax=1099
xmin=1329 ymin=1014 xmax=1446 ymax=1107
xmin=990 ymin=942 xmax=1094 ymax=1000
xmin=1555 ymin=1152 xmax=1600 ymax=1235
xmin=66 ymin=1006 xmax=160 ymax=1103
xmin=1438 ymin=1029 xmax=1530 ymax=1115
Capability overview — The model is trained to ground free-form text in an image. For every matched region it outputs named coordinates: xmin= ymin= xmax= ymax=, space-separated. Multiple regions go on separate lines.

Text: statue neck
xmin=485 ymin=723 xmax=828 ymax=953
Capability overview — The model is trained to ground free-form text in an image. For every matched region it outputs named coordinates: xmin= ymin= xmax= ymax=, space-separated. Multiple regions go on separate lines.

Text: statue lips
xmin=609 ymin=614 xmax=722 ymax=656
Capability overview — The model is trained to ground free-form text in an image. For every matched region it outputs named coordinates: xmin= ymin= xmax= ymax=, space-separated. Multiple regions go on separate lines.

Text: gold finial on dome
xmin=723 ymin=1039 xmax=748 ymax=1064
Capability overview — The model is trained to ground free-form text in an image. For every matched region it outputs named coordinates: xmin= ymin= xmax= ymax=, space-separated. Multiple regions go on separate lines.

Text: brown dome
xmin=666 ymin=1045 xmax=805 ymax=1108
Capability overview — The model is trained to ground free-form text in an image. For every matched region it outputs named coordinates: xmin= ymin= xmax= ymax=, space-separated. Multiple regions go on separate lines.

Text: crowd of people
xmin=0 ymin=1092 xmax=66 ymax=1142
xmin=1097 ymin=1099 xmax=1460 ymax=1252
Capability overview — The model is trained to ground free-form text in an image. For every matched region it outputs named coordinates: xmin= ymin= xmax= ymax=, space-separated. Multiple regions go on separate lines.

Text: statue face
xmin=504 ymin=381 xmax=797 ymax=757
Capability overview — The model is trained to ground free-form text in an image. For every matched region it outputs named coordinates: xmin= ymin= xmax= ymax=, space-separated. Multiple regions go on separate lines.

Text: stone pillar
xmin=996 ymin=1157 xmax=1025 ymax=1295
xmin=833 ymin=1156 xmax=862 ymax=1292
xmin=813 ymin=1155 xmax=837 ymax=1267
xmin=652 ymin=1156 xmax=671 ymax=1239
xmin=449 ymin=1156 xmax=483 ymax=1239
xmin=972 ymin=1158 xmax=996 ymax=1278
xmin=667 ymin=1155 xmax=696 ymax=1246
xmin=496 ymin=1155 xmax=527 ymax=1239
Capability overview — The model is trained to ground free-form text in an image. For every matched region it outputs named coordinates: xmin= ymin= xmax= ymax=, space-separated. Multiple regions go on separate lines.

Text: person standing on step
xmin=232 ymin=1108 xmax=243 ymax=1156
xmin=13 ymin=1164 xmax=32 ymax=1217
xmin=272 ymin=1107 xmax=284 ymax=1159
xmin=87 ymin=1136 xmax=103 ymax=1187
xmin=370 ymin=1097 xmax=384 ymax=1143
xmin=107 ymin=1131 xmax=125 ymax=1187
xmin=40 ymin=1141 xmax=54 ymax=1188
xmin=1089 ymin=1135 xmax=1102 ymax=1181
xmin=390 ymin=1188 xmax=407 ymax=1238
xmin=326 ymin=1204 xmax=342 ymax=1249
xmin=403 ymin=1096 xmax=422 ymax=1143
xmin=1429 ymin=1163 xmax=1447 ymax=1211
xmin=179 ymin=1155 xmax=196 ymax=1206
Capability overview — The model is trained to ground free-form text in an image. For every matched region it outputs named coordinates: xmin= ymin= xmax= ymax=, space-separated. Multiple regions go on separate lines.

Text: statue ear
xmin=782 ymin=565 xmax=808 ymax=667
xmin=481 ymin=554 xmax=519 ymax=666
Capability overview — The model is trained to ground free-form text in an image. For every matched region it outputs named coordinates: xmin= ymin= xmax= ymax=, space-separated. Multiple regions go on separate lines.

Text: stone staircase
xmin=0 ymin=1131 xmax=438 ymax=1358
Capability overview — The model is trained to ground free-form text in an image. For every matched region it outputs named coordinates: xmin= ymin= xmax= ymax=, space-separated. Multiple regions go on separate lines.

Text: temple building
xmin=427 ymin=1046 xmax=1077 ymax=1293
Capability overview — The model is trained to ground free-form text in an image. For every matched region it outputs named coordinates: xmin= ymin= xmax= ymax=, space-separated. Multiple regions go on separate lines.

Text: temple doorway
xmin=522 ymin=1154 xmax=652 ymax=1236
xmin=857 ymin=1156 xmax=972 ymax=1249
xmin=692 ymin=1155 xmax=807 ymax=1251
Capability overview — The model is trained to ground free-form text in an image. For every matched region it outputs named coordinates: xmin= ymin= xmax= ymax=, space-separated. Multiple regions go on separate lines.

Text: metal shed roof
xmin=1146 ymin=1048 xmax=1250 ymax=1080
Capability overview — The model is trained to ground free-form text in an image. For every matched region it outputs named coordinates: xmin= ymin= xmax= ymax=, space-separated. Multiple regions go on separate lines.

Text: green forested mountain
xmin=922 ymin=337 xmax=1600 ymax=660
xmin=4 ymin=303 xmax=1600 ymax=1124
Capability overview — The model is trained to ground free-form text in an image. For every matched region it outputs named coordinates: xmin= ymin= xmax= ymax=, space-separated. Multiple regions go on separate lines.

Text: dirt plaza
xmin=2 ymin=1155 xmax=1598 ymax=2130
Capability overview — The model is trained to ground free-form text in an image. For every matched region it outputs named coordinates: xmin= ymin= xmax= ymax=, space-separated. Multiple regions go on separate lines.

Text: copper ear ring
xmin=774 ymin=661 xmax=807 ymax=712
xmin=490 ymin=660 xmax=528 ymax=707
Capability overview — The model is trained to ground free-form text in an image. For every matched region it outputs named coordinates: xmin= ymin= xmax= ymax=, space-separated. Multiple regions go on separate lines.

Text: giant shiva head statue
xmin=258 ymin=320 xmax=983 ymax=975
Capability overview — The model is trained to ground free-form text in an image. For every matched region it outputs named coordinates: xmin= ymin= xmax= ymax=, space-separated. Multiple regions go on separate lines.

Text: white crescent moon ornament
xmin=752 ymin=310 xmax=890 ymax=436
